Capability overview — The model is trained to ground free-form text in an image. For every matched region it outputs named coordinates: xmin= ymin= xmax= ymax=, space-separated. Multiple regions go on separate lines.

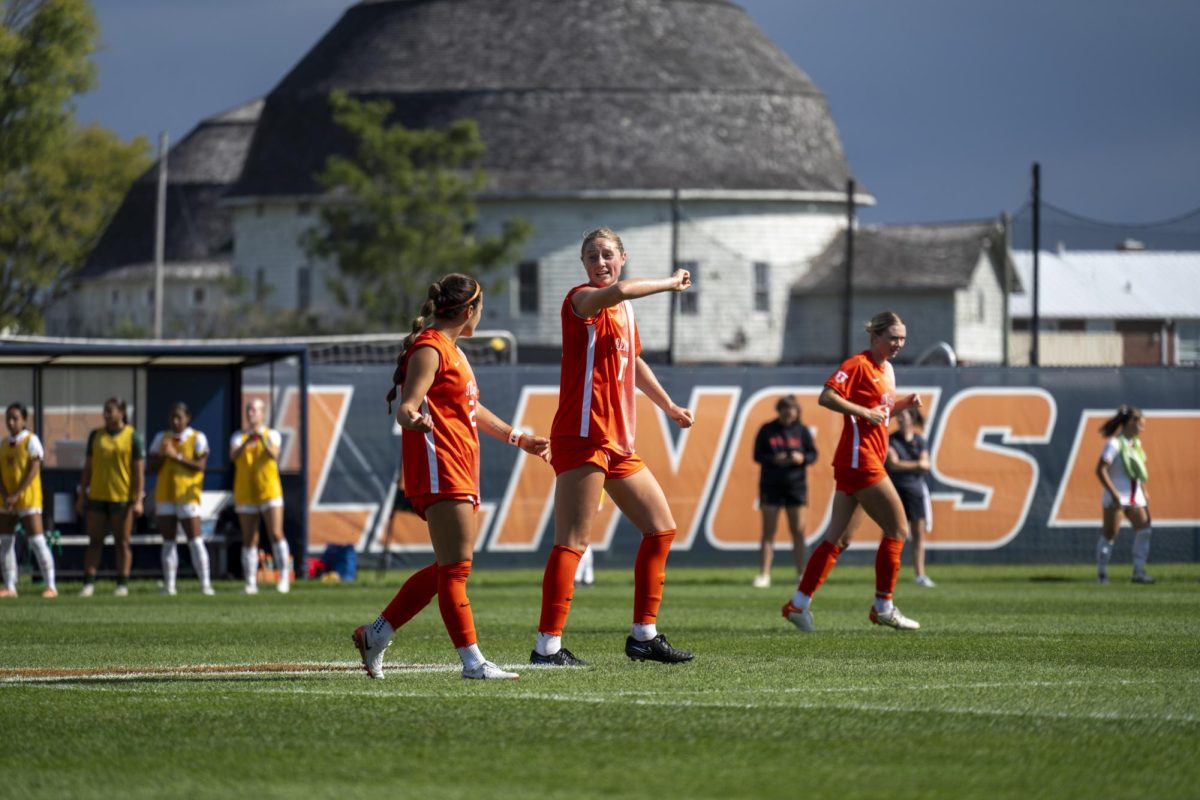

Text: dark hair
xmin=6 ymin=403 xmax=28 ymax=420
xmin=900 ymin=405 xmax=925 ymax=428
xmin=775 ymin=395 xmax=799 ymax=414
xmin=865 ymin=310 xmax=903 ymax=337
xmin=1099 ymin=404 xmax=1142 ymax=437
xmin=104 ymin=397 xmax=129 ymax=425
xmin=169 ymin=402 xmax=191 ymax=420
xmin=386 ymin=274 xmax=482 ymax=413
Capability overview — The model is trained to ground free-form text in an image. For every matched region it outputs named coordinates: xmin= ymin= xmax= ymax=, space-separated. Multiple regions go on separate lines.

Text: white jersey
xmin=1100 ymin=436 xmax=1146 ymax=508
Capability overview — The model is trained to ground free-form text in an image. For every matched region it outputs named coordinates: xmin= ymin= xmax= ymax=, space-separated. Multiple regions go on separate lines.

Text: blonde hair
xmin=581 ymin=227 xmax=626 ymax=257
xmin=865 ymin=311 xmax=903 ymax=337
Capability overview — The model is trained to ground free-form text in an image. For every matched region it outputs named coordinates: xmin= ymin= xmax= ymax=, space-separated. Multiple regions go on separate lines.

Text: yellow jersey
xmin=230 ymin=427 xmax=283 ymax=505
xmin=87 ymin=426 xmax=145 ymax=503
xmin=1 ymin=431 xmax=44 ymax=512
xmin=151 ymin=427 xmax=209 ymax=505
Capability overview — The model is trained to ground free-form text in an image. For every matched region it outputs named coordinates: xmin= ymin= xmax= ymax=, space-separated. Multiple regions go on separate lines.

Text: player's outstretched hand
xmin=668 ymin=404 xmax=694 ymax=428
xmin=520 ymin=434 xmax=551 ymax=462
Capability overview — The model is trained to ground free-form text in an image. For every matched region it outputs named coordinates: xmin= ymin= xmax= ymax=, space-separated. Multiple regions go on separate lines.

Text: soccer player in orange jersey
xmin=782 ymin=311 xmax=924 ymax=632
xmin=530 ymin=227 xmax=696 ymax=666
xmin=353 ymin=274 xmax=550 ymax=681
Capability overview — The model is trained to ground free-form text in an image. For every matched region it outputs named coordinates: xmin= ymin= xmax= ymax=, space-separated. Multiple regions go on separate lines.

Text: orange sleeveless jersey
xmin=825 ymin=351 xmax=896 ymax=471
xmin=550 ymin=284 xmax=642 ymax=453
xmin=400 ymin=329 xmax=480 ymax=498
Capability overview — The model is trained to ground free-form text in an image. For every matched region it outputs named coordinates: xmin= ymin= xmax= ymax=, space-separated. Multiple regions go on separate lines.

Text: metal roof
xmin=1011 ymin=250 xmax=1200 ymax=319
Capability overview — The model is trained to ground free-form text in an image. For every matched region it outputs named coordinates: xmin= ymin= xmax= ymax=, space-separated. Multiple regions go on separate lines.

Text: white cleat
xmin=352 ymin=625 xmax=391 ymax=680
xmin=113 ymin=585 xmax=129 ymax=597
xmin=781 ymin=601 xmax=814 ymax=632
xmin=243 ymin=584 xmax=259 ymax=595
xmin=161 ymin=586 xmax=177 ymax=596
xmin=870 ymin=606 xmax=920 ymax=630
xmin=752 ymin=573 xmax=771 ymax=589
xmin=462 ymin=661 xmax=519 ymax=680
xmin=200 ymin=584 xmax=215 ymax=596
xmin=276 ymin=579 xmax=290 ymax=594
xmin=914 ymin=575 xmax=936 ymax=588
xmin=79 ymin=584 xmax=95 ymax=598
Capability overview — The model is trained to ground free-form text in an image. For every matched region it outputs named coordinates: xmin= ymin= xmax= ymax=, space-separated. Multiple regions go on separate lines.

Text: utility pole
xmin=667 ymin=188 xmax=680 ymax=365
xmin=841 ymin=178 xmax=856 ymax=356
xmin=1030 ymin=162 xmax=1040 ymax=367
xmin=153 ymin=131 xmax=168 ymax=339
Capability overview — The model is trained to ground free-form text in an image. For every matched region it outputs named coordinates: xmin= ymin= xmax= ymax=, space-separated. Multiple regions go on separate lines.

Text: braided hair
xmin=386 ymin=274 xmax=482 ymax=414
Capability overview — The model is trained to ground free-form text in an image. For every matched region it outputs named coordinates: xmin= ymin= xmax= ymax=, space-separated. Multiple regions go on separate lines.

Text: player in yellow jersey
xmin=76 ymin=397 xmax=145 ymax=597
xmin=150 ymin=403 xmax=213 ymax=595
xmin=230 ymin=398 xmax=290 ymax=594
xmin=1 ymin=404 xmax=57 ymax=598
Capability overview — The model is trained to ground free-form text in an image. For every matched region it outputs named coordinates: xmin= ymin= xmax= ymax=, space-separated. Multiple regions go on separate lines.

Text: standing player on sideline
xmin=782 ymin=311 xmax=923 ymax=632
xmin=886 ymin=406 xmax=935 ymax=588
xmin=77 ymin=397 xmax=145 ymax=597
xmin=1 ymin=404 xmax=56 ymax=598
xmin=530 ymin=227 xmax=696 ymax=666
xmin=1095 ymin=405 xmax=1155 ymax=584
xmin=751 ymin=395 xmax=818 ymax=588
xmin=231 ymin=398 xmax=290 ymax=594
xmin=149 ymin=403 xmax=213 ymax=595
xmin=352 ymin=274 xmax=550 ymax=680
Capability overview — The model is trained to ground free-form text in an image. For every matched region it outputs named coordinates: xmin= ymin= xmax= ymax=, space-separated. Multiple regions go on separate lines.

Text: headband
xmin=438 ymin=283 xmax=482 ymax=315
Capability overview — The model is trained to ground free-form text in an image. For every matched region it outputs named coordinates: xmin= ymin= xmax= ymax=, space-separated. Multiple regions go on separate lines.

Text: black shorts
xmin=760 ymin=485 xmax=807 ymax=508
xmin=895 ymin=483 xmax=929 ymax=524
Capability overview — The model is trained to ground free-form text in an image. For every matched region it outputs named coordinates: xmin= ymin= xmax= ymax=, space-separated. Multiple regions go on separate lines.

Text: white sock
xmin=790 ymin=590 xmax=811 ymax=611
xmin=242 ymin=546 xmax=258 ymax=588
xmin=631 ymin=623 xmax=658 ymax=642
xmin=535 ymin=632 xmax=561 ymax=657
xmin=28 ymin=534 xmax=55 ymax=591
xmin=1096 ymin=536 xmax=1113 ymax=574
xmin=272 ymin=538 xmax=291 ymax=587
xmin=188 ymin=538 xmax=211 ymax=588
xmin=574 ymin=546 xmax=593 ymax=582
xmin=369 ymin=614 xmax=394 ymax=642
xmin=1132 ymin=528 xmax=1152 ymax=574
xmin=874 ymin=597 xmax=895 ymax=614
xmin=0 ymin=535 xmax=16 ymax=590
xmin=458 ymin=643 xmax=485 ymax=670
xmin=161 ymin=541 xmax=179 ymax=591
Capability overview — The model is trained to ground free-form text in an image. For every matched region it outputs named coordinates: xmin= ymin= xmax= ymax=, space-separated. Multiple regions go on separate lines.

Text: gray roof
xmin=82 ymin=100 xmax=262 ymax=277
xmin=230 ymin=0 xmax=853 ymax=198
xmin=795 ymin=220 xmax=1010 ymax=293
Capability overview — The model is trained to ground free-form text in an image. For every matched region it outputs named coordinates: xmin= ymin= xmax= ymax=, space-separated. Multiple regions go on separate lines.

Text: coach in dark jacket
xmin=751 ymin=395 xmax=818 ymax=588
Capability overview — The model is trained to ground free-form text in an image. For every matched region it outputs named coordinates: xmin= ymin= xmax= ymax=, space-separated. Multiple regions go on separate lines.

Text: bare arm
xmin=132 ymin=458 xmax=145 ymax=516
xmin=261 ymin=433 xmax=281 ymax=462
xmin=819 ymin=385 xmax=886 ymax=426
xmin=475 ymin=402 xmax=550 ymax=461
xmin=395 ymin=347 xmax=439 ymax=433
xmin=572 ymin=270 xmax=691 ymax=318
xmin=1095 ymin=458 xmax=1121 ymax=499
xmin=634 ymin=357 xmax=693 ymax=428
xmin=75 ymin=455 xmax=93 ymax=515
xmin=886 ymin=446 xmax=929 ymax=474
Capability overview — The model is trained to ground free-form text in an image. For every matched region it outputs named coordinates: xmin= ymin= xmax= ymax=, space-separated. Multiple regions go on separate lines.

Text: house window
xmin=297 ymin=267 xmax=311 ymax=311
xmin=518 ymin=261 xmax=539 ymax=315
xmin=255 ymin=268 xmax=267 ymax=302
xmin=753 ymin=262 xmax=770 ymax=312
xmin=976 ymin=290 xmax=986 ymax=322
xmin=1178 ymin=322 xmax=1200 ymax=364
xmin=110 ymin=289 xmax=120 ymax=307
xmin=146 ymin=288 xmax=154 ymax=306
xmin=1085 ymin=320 xmax=1115 ymax=333
xmin=193 ymin=287 xmax=206 ymax=307
xmin=678 ymin=261 xmax=699 ymax=316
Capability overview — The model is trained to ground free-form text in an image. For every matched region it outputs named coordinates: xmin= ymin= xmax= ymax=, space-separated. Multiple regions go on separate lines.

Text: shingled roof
xmin=81 ymin=99 xmax=262 ymax=277
xmin=794 ymin=220 xmax=1011 ymax=294
xmin=229 ymin=0 xmax=853 ymax=198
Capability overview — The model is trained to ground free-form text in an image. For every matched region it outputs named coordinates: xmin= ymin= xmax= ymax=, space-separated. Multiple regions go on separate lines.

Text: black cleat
xmin=529 ymin=647 xmax=587 ymax=666
xmin=625 ymin=634 xmax=694 ymax=663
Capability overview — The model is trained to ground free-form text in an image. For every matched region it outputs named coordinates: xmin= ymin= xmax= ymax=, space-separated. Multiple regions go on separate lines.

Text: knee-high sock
xmin=241 ymin=545 xmax=258 ymax=588
xmin=633 ymin=530 xmax=675 ymax=625
xmin=0 ymin=535 xmax=16 ymax=590
xmin=161 ymin=541 xmax=179 ymax=590
xmin=437 ymin=560 xmax=476 ymax=649
xmin=875 ymin=537 xmax=905 ymax=601
xmin=28 ymin=534 xmax=55 ymax=591
xmin=538 ymin=545 xmax=584 ymax=635
xmin=188 ymin=538 xmax=211 ymax=587
xmin=1132 ymin=528 xmax=1152 ymax=573
xmin=797 ymin=540 xmax=843 ymax=599
xmin=381 ymin=561 xmax=439 ymax=630
xmin=1096 ymin=536 xmax=1114 ymax=573
xmin=271 ymin=538 xmax=291 ymax=581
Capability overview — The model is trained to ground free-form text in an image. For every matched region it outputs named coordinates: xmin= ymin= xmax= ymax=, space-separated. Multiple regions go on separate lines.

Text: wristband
xmin=507 ymin=428 xmax=524 ymax=446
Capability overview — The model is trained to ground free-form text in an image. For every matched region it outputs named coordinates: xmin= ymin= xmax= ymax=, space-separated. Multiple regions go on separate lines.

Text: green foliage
xmin=0 ymin=0 xmax=150 ymax=333
xmin=301 ymin=90 xmax=531 ymax=331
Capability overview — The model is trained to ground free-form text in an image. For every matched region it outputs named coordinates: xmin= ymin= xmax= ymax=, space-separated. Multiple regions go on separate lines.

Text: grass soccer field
xmin=1 ymin=563 xmax=1198 ymax=800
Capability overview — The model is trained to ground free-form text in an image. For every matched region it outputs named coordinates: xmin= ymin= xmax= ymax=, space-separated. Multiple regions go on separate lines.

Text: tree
xmin=301 ymin=90 xmax=531 ymax=330
xmin=0 ymin=0 xmax=149 ymax=332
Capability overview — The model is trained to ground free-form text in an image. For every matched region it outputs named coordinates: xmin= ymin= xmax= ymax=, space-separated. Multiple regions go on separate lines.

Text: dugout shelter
xmin=0 ymin=337 xmax=310 ymax=578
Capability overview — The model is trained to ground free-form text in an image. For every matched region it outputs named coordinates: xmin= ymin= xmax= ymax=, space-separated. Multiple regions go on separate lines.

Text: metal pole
xmin=667 ymin=188 xmax=680 ymax=365
xmin=1001 ymin=212 xmax=1011 ymax=367
xmin=1031 ymin=162 xmax=1040 ymax=367
xmin=153 ymin=131 xmax=168 ymax=339
xmin=842 ymin=179 xmax=856 ymax=356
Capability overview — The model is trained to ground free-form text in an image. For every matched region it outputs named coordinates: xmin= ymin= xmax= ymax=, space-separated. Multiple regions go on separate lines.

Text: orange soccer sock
xmin=797 ymin=540 xmax=843 ymax=598
xmin=381 ymin=561 xmax=439 ymax=630
xmin=437 ymin=560 xmax=477 ymax=649
xmin=875 ymin=537 xmax=905 ymax=601
xmin=633 ymin=530 xmax=676 ymax=625
xmin=537 ymin=545 xmax=584 ymax=636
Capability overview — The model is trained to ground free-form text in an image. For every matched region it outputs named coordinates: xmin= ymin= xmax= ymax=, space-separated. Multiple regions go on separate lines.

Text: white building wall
xmin=46 ymin=267 xmax=229 ymax=338
xmin=790 ymin=292 xmax=954 ymax=365
xmin=952 ymin=254 xmax=1005 ymax=364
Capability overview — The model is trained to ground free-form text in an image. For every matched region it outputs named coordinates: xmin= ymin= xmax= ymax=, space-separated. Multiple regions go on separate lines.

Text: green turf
xmin=1 ymin=564 xmax=1198 ymax=800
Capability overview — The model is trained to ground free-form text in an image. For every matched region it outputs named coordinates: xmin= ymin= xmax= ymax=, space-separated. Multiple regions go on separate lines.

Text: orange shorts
xmin=833 ymin=465 xmax=888 ymax=496
xmin=408 ymin=492 xmax=478 ymax=521
xmin=550 ymin=438 xmax=646 ymax=480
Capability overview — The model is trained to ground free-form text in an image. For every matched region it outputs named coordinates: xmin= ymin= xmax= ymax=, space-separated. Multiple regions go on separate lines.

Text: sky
xmin=75 ymin=0 xmax=1200 ymax=247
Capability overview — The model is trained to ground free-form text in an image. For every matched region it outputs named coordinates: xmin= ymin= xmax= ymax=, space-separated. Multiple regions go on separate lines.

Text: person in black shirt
xmin=752 ymin=395 xmax=818 ymax=588
xmin=886 ymin=406 xmax=935 ymax=587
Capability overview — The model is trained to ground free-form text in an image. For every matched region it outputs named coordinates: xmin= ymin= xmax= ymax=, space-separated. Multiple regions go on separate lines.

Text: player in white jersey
xmin=1094 ymin=405 xmax=1154 ymax=584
